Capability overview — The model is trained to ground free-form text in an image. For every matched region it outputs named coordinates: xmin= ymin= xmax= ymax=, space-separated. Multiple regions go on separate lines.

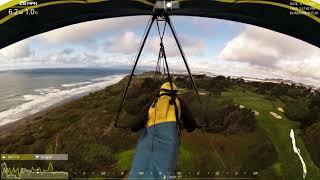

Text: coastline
xmin=0 ymin=74 xmax=126 ymax=132
xmin=0 ymin=97 xmax=75 ymax=137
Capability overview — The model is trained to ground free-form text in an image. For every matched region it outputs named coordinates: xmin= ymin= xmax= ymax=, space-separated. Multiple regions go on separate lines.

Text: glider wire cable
xmin=152 ymin=18 xmax=171 ymax=152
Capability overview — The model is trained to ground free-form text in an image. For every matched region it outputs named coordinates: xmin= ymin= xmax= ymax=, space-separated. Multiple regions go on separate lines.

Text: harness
xmin=154 ymin=92 xmax=182 ymax=136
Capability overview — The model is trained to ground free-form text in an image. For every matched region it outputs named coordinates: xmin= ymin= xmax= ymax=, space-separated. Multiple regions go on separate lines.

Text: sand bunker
xmin=277 ymin=107 xmax=284 ymax=112
xmin=270 ymin=112 xmax=282 ymax=119
xmin=254 ymin=111 xmax=260 ymax=116
xmin=239 ymin=105 xmax=245 ymax=109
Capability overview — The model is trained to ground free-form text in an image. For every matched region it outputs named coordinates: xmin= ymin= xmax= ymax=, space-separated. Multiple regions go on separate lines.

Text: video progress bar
xmin=73 ymin=178 xmax=255 ymax=180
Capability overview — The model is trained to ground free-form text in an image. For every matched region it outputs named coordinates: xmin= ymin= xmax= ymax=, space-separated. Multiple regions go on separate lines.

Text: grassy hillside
xmin=0 ymin=74 xmax=319 ymax=179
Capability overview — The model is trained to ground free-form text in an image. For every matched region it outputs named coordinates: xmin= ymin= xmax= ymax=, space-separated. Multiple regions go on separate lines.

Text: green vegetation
xmin=304 ymin=122 xmax=320 ymax=168
xmin=177 ymin=146 xmax=194 ymax=169
xmin=44 ymin=143 xmax=54 ymax=154
xmin=19 ymin=134 xmax=35 ymax=145
xmin=80 ymin=143 xmax=114 ymax=165
xmin=0 ymin=73 xmax=319 ymax=179
xmin=115 ymin=150 xmax=135 ymax=172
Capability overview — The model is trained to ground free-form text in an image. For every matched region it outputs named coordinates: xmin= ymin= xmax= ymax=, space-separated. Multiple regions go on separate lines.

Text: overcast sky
xmin=0 ymin=16 xmax=319 ymax=86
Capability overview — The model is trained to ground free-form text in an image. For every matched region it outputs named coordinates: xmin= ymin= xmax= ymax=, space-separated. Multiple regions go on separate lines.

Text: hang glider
xmin=0 ymin=0 xmax=319 ymax=49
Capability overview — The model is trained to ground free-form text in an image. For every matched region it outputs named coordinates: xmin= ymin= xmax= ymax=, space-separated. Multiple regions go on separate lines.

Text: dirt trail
xmin=100 ymin=122 xmax=114 ymax=137
xmin=54 ymin=133 xmax=60 ymax=153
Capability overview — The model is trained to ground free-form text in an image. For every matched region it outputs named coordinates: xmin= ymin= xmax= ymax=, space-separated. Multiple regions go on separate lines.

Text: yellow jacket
xmin=146 ymin=94 xmax=180 ymax=127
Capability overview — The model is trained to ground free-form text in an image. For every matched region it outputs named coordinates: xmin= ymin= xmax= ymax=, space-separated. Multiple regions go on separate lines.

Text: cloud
xmin=105 ymin=31 xmax=204 ymax=57
xmin=186 ymin=57 xmax=320 ymax=87
xmin=107 ymin=32 xmax=141 ymax=54
xmin=43 ymin=48 xmax=99 ymax=65
xmin=219 ymin=25 xmax=319 ymax=66
xmin=1 ymin=16 xmax=319 ymax=87
xmin=0 ymin=40 xmax=33 ymax=59
xmin=61 ymin=48 xmax=75 ymax=55
xmin=38 ymin=16 xmax=149 ymax=43
xmin=149 ymin=33 xmax=204 ymax=57
xmin=275 ymin=57 xmax=320 ymax=81
xmin=217 ymin=24 xmax=320 ymax=86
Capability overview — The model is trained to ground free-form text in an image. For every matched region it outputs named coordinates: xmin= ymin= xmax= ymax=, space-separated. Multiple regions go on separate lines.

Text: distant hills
xmin=176 ymin=70 xmax=319 ymax=90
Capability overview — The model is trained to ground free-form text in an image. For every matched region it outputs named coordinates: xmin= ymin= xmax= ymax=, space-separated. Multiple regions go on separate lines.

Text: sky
xmin=0 ymin=16 xmax=319 ymax=87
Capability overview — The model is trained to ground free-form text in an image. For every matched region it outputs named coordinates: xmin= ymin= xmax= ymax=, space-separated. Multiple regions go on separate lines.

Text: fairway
xmin=221 ymin=87 xmax=320 ymax=180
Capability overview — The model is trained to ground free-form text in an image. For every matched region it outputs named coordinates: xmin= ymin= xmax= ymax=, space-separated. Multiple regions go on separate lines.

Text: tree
xmin=223 ymin=108 xmax=256 ymax=134
xmin=287 ymin=88 xmax=302 ymax=98
xmin=310 ymin=94 xmax=320 ymax=107
xmin=270 ymin=84 xmax=288 ymax=97
xmin=284 ymin=102 xmax=309 ymax=122
xmin=301 ymin=106 xmax=320 ymax=128
xmin=141 ymin=78 xmax=161 ymax=90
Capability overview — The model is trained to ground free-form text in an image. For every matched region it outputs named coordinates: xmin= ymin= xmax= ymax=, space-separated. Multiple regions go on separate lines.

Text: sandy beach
xmin=0 ymin=96 xmax=76 ymax=137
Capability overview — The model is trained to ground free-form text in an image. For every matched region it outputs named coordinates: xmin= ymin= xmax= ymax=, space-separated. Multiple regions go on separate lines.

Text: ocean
xmin=0 ymin=68 xmax=130 ymax=126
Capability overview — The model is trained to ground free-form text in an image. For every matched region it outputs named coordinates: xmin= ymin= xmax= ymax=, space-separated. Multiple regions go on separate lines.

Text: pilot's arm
xmin=179 ymin=98 xmax=197 ymax=133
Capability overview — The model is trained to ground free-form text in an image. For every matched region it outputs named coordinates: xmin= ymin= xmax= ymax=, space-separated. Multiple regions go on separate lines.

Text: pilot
xmin=129 ymin=82 xmax=197 ymax=179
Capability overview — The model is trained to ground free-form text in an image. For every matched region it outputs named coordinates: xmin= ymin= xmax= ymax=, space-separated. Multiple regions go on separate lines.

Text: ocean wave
xmin=61 ymin=81 xmax=93 ymax=88
xmin=1 ymin=94 xmax=21 ymax=100
xmin=91 ymin=76 xmax=113 ymax=82
xmin=34 ymin=87 xmax=61 ymax=95
xmin=23 ymin=94 xmax=41 ymax=101
xmin=0 ymin=74 xmax=125 ymax=126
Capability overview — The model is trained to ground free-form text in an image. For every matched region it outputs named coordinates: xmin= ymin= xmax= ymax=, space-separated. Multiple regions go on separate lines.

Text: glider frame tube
xmin=114 ymin=15 xmax=156 ymax=128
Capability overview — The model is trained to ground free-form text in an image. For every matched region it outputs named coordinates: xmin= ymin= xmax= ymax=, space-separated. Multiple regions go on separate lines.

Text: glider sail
xmin=0 ymin=0 xmax=319 ymax=49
